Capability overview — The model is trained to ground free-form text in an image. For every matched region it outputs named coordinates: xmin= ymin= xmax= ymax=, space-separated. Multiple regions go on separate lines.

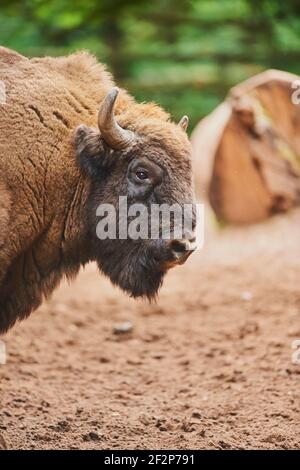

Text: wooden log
xmin=191 ymin=69 xmax=300 ymax=224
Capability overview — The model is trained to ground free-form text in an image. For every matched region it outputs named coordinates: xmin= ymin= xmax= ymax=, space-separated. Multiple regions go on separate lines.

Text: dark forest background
xmin=1 ymin=0 xmax=300 ymax=130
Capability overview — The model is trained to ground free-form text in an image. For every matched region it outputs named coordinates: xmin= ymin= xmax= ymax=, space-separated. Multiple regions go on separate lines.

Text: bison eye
xmin=135 ymin=169 xmax=149 ymax=181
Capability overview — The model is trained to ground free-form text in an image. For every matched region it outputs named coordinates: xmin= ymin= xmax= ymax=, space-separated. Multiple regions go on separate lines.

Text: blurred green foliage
xmin=1 ymin=0 xmax=300 ymax=130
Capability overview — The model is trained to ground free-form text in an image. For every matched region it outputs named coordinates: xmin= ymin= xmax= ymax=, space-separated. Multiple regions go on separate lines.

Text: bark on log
xmin=191 ymin=69 xmax=300 ymax=224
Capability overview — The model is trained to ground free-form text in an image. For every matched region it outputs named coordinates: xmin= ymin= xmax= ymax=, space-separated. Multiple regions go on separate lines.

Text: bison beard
xmin=95 ymin=238 xmax=166 ymax=301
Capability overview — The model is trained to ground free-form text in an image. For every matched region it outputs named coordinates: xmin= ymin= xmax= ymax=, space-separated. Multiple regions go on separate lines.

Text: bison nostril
xmin=168 ymin=239 xmax=197 ymax=266
xmin=170 ymin=239 xmax=187 ymax=255
xmin=163 ymin=238 xmax=197 ymax=270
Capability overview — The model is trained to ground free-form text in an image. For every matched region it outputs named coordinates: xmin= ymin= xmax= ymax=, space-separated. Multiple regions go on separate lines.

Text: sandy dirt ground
xmin=1 ymin=208 xmax=300 ymax=450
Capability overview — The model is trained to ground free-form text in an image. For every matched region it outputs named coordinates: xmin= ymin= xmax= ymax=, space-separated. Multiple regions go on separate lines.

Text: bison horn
xmin=98 ymin=87 xmax=135 ymax=150
xmin=178 ymin=115 xmax=189 ymax=132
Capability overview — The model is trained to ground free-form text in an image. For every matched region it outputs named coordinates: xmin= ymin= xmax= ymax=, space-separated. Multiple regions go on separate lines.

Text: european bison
xmin=0 ymin=47 xmax=196 ymax=333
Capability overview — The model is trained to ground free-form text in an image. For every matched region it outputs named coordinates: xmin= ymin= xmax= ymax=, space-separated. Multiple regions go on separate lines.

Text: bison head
xmin=74 ymin=88 xmax=197 ymax=300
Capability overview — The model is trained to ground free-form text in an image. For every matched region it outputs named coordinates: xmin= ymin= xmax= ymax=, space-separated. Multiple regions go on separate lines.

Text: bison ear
xmin=74 ymin=124 xmax=113 ymax=179
xmin=178 ymin=115 xmax=189 ymax=132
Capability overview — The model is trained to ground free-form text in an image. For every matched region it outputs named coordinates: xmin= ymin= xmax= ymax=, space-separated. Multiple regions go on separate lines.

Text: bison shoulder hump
xmin=0 ymin=47 xmax=27 ymax=66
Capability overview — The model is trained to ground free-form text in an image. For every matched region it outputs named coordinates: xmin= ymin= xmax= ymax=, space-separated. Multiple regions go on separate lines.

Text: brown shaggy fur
xmin=0 ymin=47 xmax=193 ymax=333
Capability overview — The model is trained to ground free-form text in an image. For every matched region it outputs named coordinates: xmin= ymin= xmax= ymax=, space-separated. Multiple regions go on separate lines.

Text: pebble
xmin=241 ymin=291 xmax=253 ymax=301
xmin=113 ymin=321 xmax=133 ymax=335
